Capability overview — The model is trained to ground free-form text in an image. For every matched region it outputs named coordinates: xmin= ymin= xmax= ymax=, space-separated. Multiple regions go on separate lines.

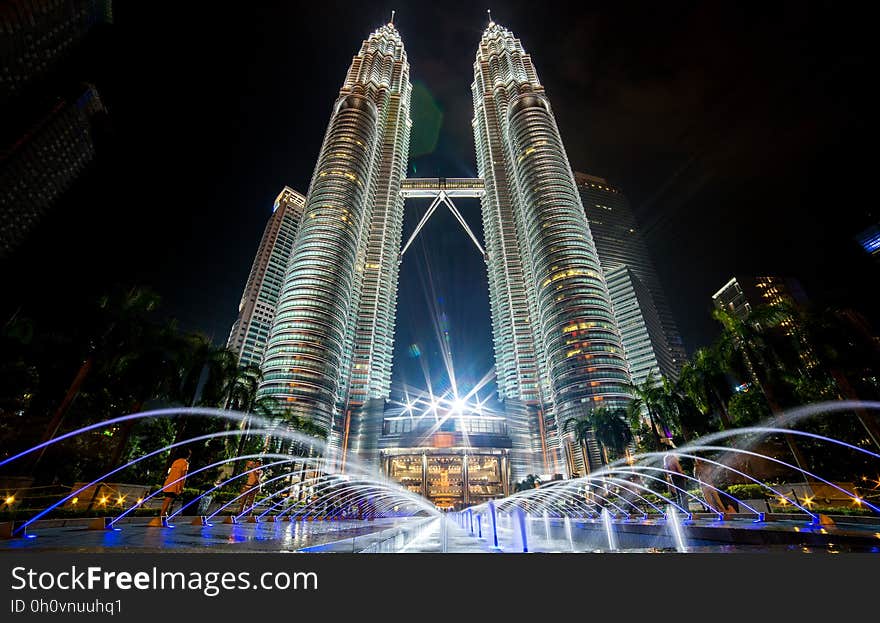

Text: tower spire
xmin=487 ymin=8 xmax=493 ymax=26
xmin=390 ymin=10 xmax=395 ymax=25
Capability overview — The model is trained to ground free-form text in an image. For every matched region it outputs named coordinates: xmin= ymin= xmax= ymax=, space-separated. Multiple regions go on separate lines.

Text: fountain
xmin=564 ymin=515 xmax=575 ymax=552
xmin=488 ymin=500 xmax=499 ymax=548
xmin=601 ymin=507 xmax=618 ymax=551
xmin=666 ymin=504 xmax=688 ymax=553
xmin=2 ymin=402 xmax=879 ymax=553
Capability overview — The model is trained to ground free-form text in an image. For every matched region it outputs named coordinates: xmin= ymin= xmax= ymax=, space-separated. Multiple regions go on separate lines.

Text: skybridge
xmin=399 ymin=178 xmax=487 ymax=260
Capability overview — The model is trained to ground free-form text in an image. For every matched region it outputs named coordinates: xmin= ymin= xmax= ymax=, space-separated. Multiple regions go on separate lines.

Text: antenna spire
xmin=390 ymin=10 xmax=395 ymax=25
xmin=487 ymin=8 xmax=494 ymax=26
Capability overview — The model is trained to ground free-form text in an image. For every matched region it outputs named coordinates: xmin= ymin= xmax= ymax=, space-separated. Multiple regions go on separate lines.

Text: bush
xmin=723 ymin=483 xmax=769 ymax=499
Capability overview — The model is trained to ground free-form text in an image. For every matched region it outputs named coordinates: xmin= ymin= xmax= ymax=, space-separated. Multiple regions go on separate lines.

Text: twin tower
xmin=255 ymin=19 xmax=631 ymax=479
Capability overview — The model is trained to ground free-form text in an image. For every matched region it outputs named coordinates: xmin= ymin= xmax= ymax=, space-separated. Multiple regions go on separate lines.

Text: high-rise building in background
xmin=0 ymin=0 xmax=113 ymax=107
xmin=575 ymin=172 xmax=686 ymax=381
xmin=472 ymin=21 xmax=630 ymax=477
xmin=1 ymin=84 xmax=105 ymax=258
xmin=711 ymin=275 xmax=809 ymax=323
xmin=605 ymin=265 xmax=673 ymax=387
xmin=257 ymin=21 xmax=412 ymax=467
xmin=1 ymin=0 xmax=113 ymax=258
xmin=712 ymin=275 xmax=815 ymax=377
xmin=227 ymin=187 xmax=305 ymax=368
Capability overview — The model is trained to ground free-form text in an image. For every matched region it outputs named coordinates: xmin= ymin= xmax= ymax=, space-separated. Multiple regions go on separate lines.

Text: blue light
xmin=863 ymin=234 xmax=880 ymax=254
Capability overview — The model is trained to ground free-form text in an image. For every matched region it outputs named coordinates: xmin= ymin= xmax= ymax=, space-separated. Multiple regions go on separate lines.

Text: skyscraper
xmin=1 ymin=84 xmax=106 ymax=258
xmin=227 ymin=187 xmax=305 ymax=368
xmin=605 ymin=265 xmax=674 ymax=387
xmin=472 ymin=21 xmax=630 ymax=477
xmin=257 ymin=20 xmax=411 ymax=464
xmin=0 ymin=0 xmax=113 ymax=107
xmin=1 ymin=1 xmax=114 ymax=258
xmin=253 ymin=18 xmax=630 ymax=482
xmin=712 ymin=275 xmax=815 ymax=376
xmin=575 ymin=172 xmax=686 ymax=381
xmin=711 ymin=275 xmax=809 ymax=323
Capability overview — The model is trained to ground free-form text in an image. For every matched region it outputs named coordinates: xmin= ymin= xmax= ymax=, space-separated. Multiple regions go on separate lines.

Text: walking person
xmin=663 ymin=452 xmax=690 ymax=511
xmin=693 ymin=457 xmax=728 ymax=514
xmin=238 ymin=459 xmax=263 ymax=515
xmin=160 ymin=449 xmax=192 ymax=517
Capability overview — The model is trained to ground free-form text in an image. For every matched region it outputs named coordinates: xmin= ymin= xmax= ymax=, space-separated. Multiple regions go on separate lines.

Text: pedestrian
xmin=693 ymin=457 xmax=727 ymax=514
xmin=160 ymin=449 xmax=192 ymax=517
xmin=238 ymin=459 xmax=263 ymax=515
xmin=663 ymin=452 xmax=690 ymax=511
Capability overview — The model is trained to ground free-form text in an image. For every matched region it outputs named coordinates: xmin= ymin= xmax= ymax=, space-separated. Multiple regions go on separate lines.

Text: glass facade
xmin=258 ymin=23 xmax=411 ymax=460
xmin=1 ymin=84 xmax=105 ymax=258
xmin=0 ymin=0 xmax=113 ymax=106
xmin=472 ymin=22 xmax=630 ymax=478
xmin=575 ymin=172 xmax=686 ymax=381
xmin=605 ymin=265 xmax=671 ymax=387
xmin=227 ymin=187 xmax=305 ymax=368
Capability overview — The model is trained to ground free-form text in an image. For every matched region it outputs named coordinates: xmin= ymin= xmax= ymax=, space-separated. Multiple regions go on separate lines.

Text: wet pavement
xmin=0 ymin=517 xmax=415 ymax=553
xmin=3 ymin=514 xmax=878 ymax=553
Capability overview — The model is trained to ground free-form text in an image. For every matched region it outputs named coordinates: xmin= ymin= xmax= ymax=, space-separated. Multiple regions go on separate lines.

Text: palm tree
xmin=563 ymin=416 xmax=595 ymax=470
xmin=103 ymin=319 xmax=186 ymax=467
xmin=679 ymin=345 xmax=732 ymax=428
xmin=713 ymin=304 xmax=811 ymax=474
xmin=625 ymin=371 xmax=669 ymax=451
xmin=226 ymin=364 xmax=263 ymax=412
xmin=586 ymin=406 xmax=633 ymax=462
xmin=787 ymin=306 xmax=880 ymax=448
xmin=712 ymin=305 xmax=791 ymax=411
xmin=38 ymin=287 xmax=162 ymax=448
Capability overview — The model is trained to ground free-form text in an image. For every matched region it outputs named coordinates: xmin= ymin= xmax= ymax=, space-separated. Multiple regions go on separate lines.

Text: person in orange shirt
xmin=238 ymin=459 xmax=263 ymax=515
xmin=160 ymin=449 xmax=192 ymax=516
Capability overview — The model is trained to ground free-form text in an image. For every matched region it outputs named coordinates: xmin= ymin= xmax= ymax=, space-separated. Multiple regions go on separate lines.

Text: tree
xmin=585 ymin=406 xmax=633 ymax=462
xmin=514 ymin=474 xmax=541 ymax=492
xmin=712 ymin=305 xmax=793 ymax=412
xmin=0 ymin=312 xmax=39 ymax=453
xmin=728 ymin=389 xmax=771 ymax=427
xmin=37 ymin=287 xmax=163 ymax=448
xmin=787 ymin=306 xmax=880 ymax=448
xmin=713 ymin=304 xmax=814 ymax=475
xmin=625 ymin=372 xmax=670 ymax=451
xmin=679 ymin=345 xmax=732 ymax=428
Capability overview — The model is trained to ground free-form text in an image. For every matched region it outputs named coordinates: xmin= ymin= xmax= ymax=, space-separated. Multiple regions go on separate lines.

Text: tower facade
xmin=575 ymin=172 xmax=686 ymax=380
xmin=227 ymin=187 xmax=305 ymax=368
xmin=258 ymin=22 xmax=411 ymax=462
xmin=605 ymin=265 xmax=674 ymax=387
xmin=1 ymin=84 xmax=106 ymax=258
xmin=472 ymin=21 xmax=630 ymax=477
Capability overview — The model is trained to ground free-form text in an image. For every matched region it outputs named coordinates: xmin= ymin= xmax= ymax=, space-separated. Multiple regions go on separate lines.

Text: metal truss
xmin=399 ymin=178 xmax=487 ymax=260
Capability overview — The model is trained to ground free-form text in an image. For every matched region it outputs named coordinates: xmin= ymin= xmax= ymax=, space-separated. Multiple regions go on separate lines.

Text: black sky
xmin=3 ymin=1 xmax=877 ymax=403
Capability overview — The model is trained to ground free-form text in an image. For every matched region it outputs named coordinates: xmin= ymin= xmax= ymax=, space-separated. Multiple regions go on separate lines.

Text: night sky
xmin=3 ymin=2 xmax=876 ymax=404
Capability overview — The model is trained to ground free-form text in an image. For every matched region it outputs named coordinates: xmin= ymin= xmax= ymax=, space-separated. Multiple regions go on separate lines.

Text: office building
xmin=575 ymin=171 xmax=686 ymax=381
xmin=257 ymin=21 xmax=412 ymax=467
xmin=472 ymin=21 xmax=630 ymax=476
xmin=0 ymin=84 xmax=105 ymax=257
xmin=605 ymin=265 xmax=674 ymax=387
xmin=227 ymin=187 xmax=306 ymax=368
